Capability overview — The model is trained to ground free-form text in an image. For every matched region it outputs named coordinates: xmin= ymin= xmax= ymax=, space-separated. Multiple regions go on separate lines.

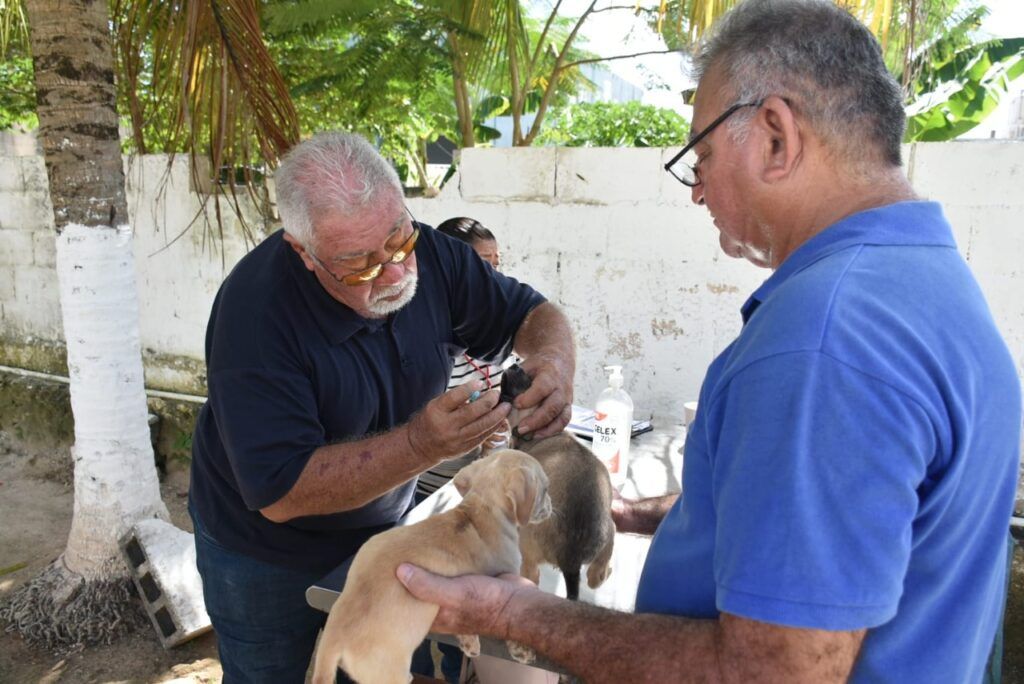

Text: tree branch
xmin=561 ymin=48 xmax=680 ymax=71
xmin=523 ymin=1 xmax=597 ymax=145
xmin=528 ymin=0 xmax=563 ymax=78
xmin=590 ymin=5 xmax=641 ymax=14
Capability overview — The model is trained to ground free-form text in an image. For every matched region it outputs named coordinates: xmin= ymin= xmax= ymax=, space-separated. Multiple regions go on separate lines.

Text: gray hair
xmin=694 ymin=0 xmax=905 ymax=167
xmin=273 ymin=131 xmax=403 ymax=246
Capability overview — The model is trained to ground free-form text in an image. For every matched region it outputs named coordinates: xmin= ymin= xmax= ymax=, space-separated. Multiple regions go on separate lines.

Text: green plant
xmin=904 ymin=35 xmax=1024 ymax=141
xmin=172 ymin=430 xmax=192 ymax=452
xmin=536 ymin=100 xmax=690 ymax=148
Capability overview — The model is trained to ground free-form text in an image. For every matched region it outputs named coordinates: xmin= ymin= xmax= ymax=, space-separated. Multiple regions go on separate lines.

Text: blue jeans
xmin=411 ymin=639 xmax=464 ymax=683
xmin=191 ymin=507 xmax=354 ymax=684
xmin=191 ymin=506 xmax=444 ymax=683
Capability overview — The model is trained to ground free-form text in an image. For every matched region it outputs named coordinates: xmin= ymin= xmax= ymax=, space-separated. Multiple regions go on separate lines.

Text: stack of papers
xmin=566 ymin=404 xmax=653 ymax=441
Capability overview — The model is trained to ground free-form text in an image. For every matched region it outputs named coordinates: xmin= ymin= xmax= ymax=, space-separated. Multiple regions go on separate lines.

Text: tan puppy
xmin=499 ymin=364 xmax=615 ymax=601
xmin=311 ymin=449 xmax=552 ymax=684
xmin=515 ymin=432 xmax=615 ymax=599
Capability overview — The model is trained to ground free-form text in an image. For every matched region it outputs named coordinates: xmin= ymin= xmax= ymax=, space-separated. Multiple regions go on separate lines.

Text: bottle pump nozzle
xmin=604 ymin=365 xmax=624 ymax=389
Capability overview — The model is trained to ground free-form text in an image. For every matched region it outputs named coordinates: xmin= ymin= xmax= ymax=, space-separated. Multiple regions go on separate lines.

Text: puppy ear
xmin=529 ymin=470 xmax=552 ymax=523
xmin=454 ymin=460 xmax=481 ymax=497
xmin=506 ymin=467 xmax=539 ymax=526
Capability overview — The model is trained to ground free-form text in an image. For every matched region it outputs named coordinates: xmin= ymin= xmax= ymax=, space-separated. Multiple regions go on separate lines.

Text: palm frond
xmin=114 ymin=0 xmax=299 ymax=247
xmin=0 ymin=0 xmax=29 ymax=56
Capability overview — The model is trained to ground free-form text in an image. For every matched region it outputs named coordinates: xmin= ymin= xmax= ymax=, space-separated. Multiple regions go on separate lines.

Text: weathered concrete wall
xmin=1 ymin=143 xmax=1022 ymax=428
xmin=414 ymin=144 xmax=1024 ymax=428
xmin=0 ymin=369 xmax=200 ymax=476
xmin=0 ymin=154 xmax=267 ymax=394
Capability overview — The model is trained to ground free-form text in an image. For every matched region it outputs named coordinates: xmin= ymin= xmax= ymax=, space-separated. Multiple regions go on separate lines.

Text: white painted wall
xmin=1 ymin=144 xmax=1022 ymax=427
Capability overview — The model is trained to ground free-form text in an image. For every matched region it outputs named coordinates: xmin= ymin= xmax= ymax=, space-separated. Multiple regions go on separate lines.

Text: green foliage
xmin=536 ymin=100 xmax=689 ymax=147
xmin=264 ymin=0 xmax=460 ymax=184
xmin=905 ymin=35 xmax=1024 ymax=141
xmin=0 ymin=53 xmax=35 ymax=129
xmin=0 ymin=0 xmax=34 ymax=131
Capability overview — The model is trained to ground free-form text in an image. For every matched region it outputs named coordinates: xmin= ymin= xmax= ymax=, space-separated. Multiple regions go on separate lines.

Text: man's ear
xmin=282 ymin=231 xmax=317 ymax=272
xmin=756 ymin=95 xmax=802 ymax=184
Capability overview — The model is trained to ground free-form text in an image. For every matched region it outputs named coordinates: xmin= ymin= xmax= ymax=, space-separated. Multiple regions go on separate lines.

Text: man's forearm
xmin=261 ymin=425 xmax=426 ymax=522
xmin=503 ymin=591 xmax=863 ymax=684
xmin=513 ymin=302 xmax=575 ymax=363
xmin=615 ymin=493 xmax=680 ymax=535
xmin=506 ymin=591 xmax=722 ymax=684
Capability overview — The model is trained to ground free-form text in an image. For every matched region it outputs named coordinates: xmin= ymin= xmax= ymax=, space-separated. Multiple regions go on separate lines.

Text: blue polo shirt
xmin=636 ymin=201 xmax=1021 ymax=683
xmin=189 ymin=224 xmax=545 ymax=573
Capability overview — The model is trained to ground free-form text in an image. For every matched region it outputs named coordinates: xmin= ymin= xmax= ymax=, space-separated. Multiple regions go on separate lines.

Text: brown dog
xmin=311 ymin=449 xmax=552 ymax=684
xmin=500 ymin=364 xmax=615 ymax=601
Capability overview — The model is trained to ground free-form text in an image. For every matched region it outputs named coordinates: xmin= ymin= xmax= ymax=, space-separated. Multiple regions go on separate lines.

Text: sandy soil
xmin=0 ymin=448 xmax=222 ymax=683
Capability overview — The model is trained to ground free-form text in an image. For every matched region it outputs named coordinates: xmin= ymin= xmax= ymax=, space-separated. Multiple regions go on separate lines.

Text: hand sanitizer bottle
xmin=592 ymin=365 xmax=634 ymax=489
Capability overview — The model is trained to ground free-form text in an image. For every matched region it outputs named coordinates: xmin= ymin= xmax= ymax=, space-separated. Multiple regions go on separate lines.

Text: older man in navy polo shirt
xmin=188 ymin=131 xmax=574 ymax=682
xmin=397 ymin=1 xmax=1022 ymax=682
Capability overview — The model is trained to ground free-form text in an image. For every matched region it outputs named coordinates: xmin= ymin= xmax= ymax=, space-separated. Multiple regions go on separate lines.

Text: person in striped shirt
xmin=415 ymin=217 xmax=513 ymax=502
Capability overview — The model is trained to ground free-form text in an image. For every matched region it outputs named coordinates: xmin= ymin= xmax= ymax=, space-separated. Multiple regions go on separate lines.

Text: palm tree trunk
xmin=0 ymin=0 xmax=169 ymax=652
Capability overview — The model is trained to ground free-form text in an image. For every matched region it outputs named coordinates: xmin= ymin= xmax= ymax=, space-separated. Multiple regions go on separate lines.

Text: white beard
xmin=366 ymin=271 xmax=418 ymax=317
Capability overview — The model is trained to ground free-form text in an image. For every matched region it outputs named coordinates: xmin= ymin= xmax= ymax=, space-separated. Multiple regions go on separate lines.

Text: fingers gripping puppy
xmin=312 ymin=450 xmax=553 ymax=684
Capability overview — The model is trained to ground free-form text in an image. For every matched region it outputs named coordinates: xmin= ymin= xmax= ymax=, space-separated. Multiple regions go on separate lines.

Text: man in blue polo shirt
xmin=396 ymin=1 xmax=1022 ymax=681
xmin=188 ymin=131 xmax=575 ymax=682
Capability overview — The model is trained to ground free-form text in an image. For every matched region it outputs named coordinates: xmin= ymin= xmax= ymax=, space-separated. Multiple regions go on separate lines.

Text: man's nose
xmin=690 ymin=182 xmax=705 ymax=206
xmin=376 ymin=260 xmax=407 ymax=285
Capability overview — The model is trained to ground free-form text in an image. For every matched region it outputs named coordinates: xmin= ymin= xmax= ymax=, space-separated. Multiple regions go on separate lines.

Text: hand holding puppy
xmin=513 ymin=351 xmax=574 ymax=439
xmin=407 ymin=380 xmax=511 ymax=464
xmin=396 ymin=564 xmax=539 ymax=639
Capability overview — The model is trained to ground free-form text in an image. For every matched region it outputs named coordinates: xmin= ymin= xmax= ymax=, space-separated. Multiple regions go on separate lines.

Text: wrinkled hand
xmin=396 ymin=564 xmax=537 ymax=638
xmin=609 ymin=488 xmax=635 ymax=533
xmin=514 ymin=352 xmax=573 ymax=439
xmin=407 ymin=381 xmax=511 ymax=465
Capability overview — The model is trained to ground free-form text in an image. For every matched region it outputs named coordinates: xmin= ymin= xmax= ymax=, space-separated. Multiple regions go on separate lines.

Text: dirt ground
xmin=0 ymin=448 xmax=222 ymax=683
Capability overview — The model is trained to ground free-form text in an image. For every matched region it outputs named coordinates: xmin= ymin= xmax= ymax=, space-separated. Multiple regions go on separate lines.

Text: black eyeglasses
xmin=309 ymin=210 xmax=420 ymax=286
xmin=664 ymin=99 xmax=764 ymax=187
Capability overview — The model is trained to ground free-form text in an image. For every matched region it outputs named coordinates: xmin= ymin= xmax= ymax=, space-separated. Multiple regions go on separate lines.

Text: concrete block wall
xmin=1 ymin=143 xmax=1022 ymax=429
xmin=0 ymin=155 xmax=62 ymax=347
xmin=0 ymin=153 xmax=267 ymax=393
xmin=410 ymin=143 xmax=1024 ymax=424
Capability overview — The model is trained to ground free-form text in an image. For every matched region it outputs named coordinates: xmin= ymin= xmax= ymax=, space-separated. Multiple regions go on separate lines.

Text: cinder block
xmin=911 ymin=142 xmax=1024 ymax=207
xmin=459 ymin=147 xmax=556 ymax=201
xmin=0 ymin=157 xmax=25 ymax=192
xmin=555 ymin=148 xmax=664 ymax=204
xmin=32 ymin=231 xmax=56 ymax=267
xmin=7 ymin=266 xmax=61 ymax=338
xmin=0 ymin=267 xmax=14 ymax=302
xmin=0 ymin=231 xmax=33 ymax=266
xmin=19 ymin=155 xmax=48 ymax=194
xmin=1 ymin=191 xmax=54 ymax=231
xmin=119 ymin=518 xmax=211 ymax=649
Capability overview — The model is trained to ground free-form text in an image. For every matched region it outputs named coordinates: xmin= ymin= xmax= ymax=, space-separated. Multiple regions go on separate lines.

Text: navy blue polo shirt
xmin=189 ymin=224 xmax=545 ymax=573
xmin=637 ymin=201 xmax=1021 ymax=682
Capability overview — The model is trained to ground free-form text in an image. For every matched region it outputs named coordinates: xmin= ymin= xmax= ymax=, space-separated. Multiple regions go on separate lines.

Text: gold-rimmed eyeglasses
xmin=309 ymin=214 xmax=420 ymax=286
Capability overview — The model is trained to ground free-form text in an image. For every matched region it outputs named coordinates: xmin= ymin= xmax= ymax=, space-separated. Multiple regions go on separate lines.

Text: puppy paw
xmin=507 ymin=640 xmax=536 ymax=664
xmin=457 ymin=634 xmax=481 ymax=658
xmin=587 ymin=563 xmax=612 ymax=588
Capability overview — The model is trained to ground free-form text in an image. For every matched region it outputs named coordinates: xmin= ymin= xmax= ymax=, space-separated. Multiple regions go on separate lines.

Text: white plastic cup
xmin=683 ymin=401 xmax=699 ymax=427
